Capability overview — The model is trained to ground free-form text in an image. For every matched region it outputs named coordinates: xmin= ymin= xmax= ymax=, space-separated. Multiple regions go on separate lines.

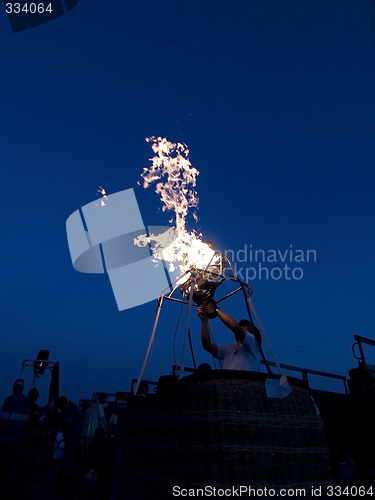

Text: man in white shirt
xmin=197 ymin=304 xmax=261 ymax=372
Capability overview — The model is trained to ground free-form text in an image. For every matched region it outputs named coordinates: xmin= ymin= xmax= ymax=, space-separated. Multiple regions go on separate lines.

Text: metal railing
xmin=261 ymin=360 xmax=349 ymax=394
xmin=172 ymin=361 xmax=349 ymax=394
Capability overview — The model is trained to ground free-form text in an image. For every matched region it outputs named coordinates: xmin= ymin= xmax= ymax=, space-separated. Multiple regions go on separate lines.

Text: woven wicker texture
xmin=116 ymin=372 xmax=333 ymax=498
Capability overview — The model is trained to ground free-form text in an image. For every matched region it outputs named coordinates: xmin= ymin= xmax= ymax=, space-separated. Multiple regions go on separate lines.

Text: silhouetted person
xmin=136 ymin=381 xmax=149 ymax=397
xmin=0 ymin=378 xmax=30 ymax=498
xmin=27 ymin=387 xmax=47 ymax=423
xmin=52 ymin=398 xmax=81 ymax=494
xmin=1 ymin=378 xmax=29 ymax=422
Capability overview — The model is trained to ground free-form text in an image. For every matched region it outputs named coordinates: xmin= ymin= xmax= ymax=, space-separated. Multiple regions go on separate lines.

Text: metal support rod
xmin=164 ymin=296 xmax=192 ymax=305
xmin=133 ymin=295 xmax=164 ymax=394
xmin=178 ymin=276 xmax=196 ymax=379
xmin=240 ymin=285 xmax=273 ymax=375
xmin=354 ymin=339 xmax=367 ymax=366
xmin=215 ymin=286 xmax=242 ymax=304
xmin=354 ymin=334 xmax=375 ymax=347
xmin=246 ymin=294 xmax=283 ymax=375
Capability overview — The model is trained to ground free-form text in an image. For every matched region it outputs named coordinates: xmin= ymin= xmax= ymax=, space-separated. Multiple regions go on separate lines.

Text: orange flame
xmin=135 ymin=137 xmax=219 ymax=279
xmin=141 ymin=137 xmax=199 ymax=233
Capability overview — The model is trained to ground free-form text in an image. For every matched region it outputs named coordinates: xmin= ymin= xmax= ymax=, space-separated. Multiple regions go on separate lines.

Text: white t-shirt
xmin=216 ymin=332 xmax=260 ymax=371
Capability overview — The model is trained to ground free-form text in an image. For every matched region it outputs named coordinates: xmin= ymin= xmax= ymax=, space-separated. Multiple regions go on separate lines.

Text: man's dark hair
xmin=238 ymin=319 xmax=262 ymax=346
xmin=197 ymin=363 xmax=212 ymax=372
xmin=28 ymin=387 xmax=40 ymax=401
xmin=12 ymin=378 xmax=25 ymax=394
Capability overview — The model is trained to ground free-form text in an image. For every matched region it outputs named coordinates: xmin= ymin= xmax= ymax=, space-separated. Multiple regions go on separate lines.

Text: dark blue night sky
xmin=1 ymin=0 xmax=375 ymax=405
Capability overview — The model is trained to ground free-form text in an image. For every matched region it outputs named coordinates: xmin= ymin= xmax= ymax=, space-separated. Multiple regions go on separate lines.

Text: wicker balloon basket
xmin=113 ymin=371 xmax=333 ymax=499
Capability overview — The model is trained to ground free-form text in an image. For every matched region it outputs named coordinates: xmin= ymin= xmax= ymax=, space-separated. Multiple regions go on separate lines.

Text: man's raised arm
xmin=217 ymin=309 xmax=246 ymax=343
xmin=198 ymin=305 xmax=218 ymax=356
